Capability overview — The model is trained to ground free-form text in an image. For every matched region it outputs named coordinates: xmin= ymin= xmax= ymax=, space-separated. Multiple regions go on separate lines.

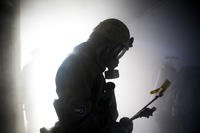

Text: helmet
xmin=89 ymin=18 xmax=133 ymax=49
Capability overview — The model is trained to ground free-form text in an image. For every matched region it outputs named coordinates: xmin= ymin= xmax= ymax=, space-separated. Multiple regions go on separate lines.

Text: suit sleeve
xmin=55 ymin=55 xmax=102 ymax=132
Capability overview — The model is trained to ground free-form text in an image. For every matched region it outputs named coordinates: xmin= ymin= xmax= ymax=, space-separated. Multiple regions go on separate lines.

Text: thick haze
xmin=20 ymin=0 xmax=199 ymax=133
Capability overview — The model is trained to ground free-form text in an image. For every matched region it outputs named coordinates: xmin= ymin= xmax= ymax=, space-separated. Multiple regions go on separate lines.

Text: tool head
xmin=150 ymin=79 xmax=171 ymax=96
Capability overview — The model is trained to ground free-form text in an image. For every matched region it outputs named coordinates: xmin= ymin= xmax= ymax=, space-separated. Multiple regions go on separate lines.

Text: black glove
xmin=119 ymin=117 xmax=133 ymax=133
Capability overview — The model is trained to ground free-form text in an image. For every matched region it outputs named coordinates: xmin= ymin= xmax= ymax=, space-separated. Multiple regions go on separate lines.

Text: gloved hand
xmin=119 ymin=117 xmax=133 ymax=133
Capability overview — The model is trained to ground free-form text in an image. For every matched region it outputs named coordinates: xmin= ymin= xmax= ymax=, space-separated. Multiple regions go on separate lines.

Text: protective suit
xmin=40 ymin=18 xmax=133 ymax=133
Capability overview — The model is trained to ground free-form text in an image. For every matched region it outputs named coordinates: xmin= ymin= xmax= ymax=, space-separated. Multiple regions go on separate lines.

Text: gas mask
xmin=105 ymin=37 xmax=134 ymax=79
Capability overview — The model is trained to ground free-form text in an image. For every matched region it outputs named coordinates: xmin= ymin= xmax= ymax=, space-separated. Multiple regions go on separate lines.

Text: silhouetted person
xmin=41 ymin=18 xmax=134 ymax=133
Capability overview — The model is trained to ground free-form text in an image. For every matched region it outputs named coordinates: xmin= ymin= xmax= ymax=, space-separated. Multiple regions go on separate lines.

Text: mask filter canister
xmin=105 ymin=69 xmax=119 ymax=79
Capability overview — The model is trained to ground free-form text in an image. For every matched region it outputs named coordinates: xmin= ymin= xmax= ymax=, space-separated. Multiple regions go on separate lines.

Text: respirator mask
xmin=105 ymin=37 xmax=134 ymax=79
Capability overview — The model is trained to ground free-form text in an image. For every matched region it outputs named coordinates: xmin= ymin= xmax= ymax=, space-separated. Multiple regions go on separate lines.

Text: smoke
xmin=20 ymin=0 xmax=199 ymax=133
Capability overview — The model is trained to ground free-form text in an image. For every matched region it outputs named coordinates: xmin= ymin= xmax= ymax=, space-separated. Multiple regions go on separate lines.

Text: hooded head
xmin=88 ymin=18 xmax=134 ymax=79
